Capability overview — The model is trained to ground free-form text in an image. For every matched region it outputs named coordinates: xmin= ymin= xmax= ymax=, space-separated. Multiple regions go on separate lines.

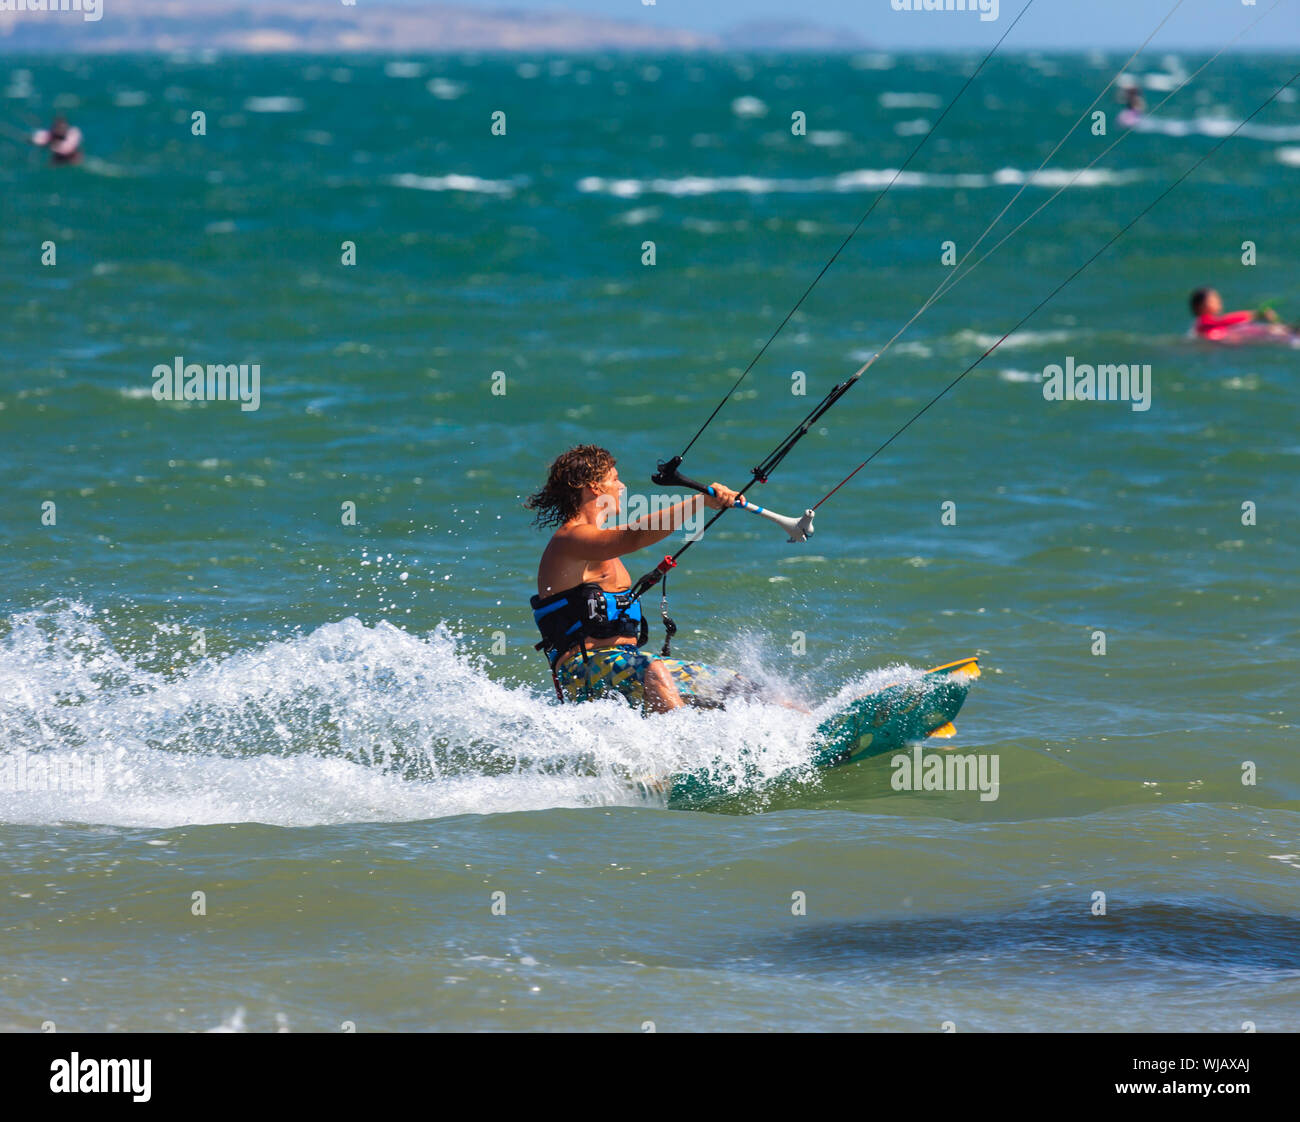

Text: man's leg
xmin=658 ymin=657 xmax=811 ymax=714
xmin=641 ymin=657 xmax=687 ymax=713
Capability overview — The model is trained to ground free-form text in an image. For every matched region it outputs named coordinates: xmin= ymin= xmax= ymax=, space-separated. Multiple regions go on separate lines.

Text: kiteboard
xmin=662 ymin=656 xmax=980 ymax=808
xmin=1191 ymin=322 xmax=1300 ymax=347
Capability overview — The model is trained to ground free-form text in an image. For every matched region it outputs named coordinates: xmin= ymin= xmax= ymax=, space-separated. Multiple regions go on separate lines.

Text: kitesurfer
xmin=1117 ymin=82 xmax=1145 ymax=129
xmin=1189 ymin=287 xmax=1290 ymax=341
xmin=31 ymin=115 xmax=83 ymax=166
xmin=527 ymin=445 xmax=788 ymax=713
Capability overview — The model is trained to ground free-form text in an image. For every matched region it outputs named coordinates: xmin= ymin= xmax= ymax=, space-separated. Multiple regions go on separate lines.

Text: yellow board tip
xmin=928 ymin=721 xmax=958 ymax=739
xmin=927 ymin=656 xmax=981 ymax=680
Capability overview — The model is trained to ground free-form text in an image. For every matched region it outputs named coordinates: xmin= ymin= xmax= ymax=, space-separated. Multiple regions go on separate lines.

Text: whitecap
xmin=390 ymin=172 xmax=518 ymax=197
xmin=879 ymin=92 xmax=942 ymax=109
xmin=427 ymin=78 xmax=465 ymax=100
xmin=731 ymin=95 xmax=768 ymax=119
xmin=243 ymin=96 xmax=305 ymax=113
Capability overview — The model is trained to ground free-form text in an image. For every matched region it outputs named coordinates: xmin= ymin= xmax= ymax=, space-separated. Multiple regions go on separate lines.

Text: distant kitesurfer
xmin=1117 ymin=83 xmax=1145 ymax=129
xmin=527 ymin=445 xmax=793 ymax=713
xmin=31 ymin=115 xmax=83 ymax=166
xmin=1189 ymin=287 xmax=1291 ymax=341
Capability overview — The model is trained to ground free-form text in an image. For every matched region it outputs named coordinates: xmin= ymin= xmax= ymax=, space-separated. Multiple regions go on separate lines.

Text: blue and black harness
xmin=531 ymin=582 xmax=650 ymax=701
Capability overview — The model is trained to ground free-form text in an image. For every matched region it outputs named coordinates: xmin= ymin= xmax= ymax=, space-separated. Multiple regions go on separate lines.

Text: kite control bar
xmin=651 ymin=457 xmax=816 ymax=543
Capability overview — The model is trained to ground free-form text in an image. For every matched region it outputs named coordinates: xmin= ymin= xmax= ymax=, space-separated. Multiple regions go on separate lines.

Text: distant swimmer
xmin=1189 ymin=287 xmax=1294 ymax=344
xmin=31 ymin=115 xmax=83 ymax=166
xmin=1117 ymin=84 xmax=1145 ymax=129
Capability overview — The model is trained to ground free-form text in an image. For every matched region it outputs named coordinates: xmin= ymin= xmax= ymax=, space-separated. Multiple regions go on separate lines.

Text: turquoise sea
xmin=2 ymin=47 xmax=1298 ymax=1032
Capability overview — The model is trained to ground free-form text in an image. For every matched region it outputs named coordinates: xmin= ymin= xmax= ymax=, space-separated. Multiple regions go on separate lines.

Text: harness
xmin=532 ymin=561 xmax=685 ymax=703
xmin=531 ymin=583 xmax=650 ymax=698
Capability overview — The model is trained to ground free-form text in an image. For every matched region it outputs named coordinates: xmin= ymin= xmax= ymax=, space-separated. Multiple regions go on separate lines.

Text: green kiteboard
xmin=664 ymin=656 xmax=980 ymax=808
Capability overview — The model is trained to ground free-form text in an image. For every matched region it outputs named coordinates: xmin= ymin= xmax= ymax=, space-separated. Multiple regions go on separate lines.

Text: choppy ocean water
xmin=1 ymin=47 xmax=1298 ymax=1031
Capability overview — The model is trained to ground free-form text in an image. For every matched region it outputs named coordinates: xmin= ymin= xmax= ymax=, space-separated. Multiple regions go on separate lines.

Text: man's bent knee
xmin=642 ymin=659 xmax=685 ymax=712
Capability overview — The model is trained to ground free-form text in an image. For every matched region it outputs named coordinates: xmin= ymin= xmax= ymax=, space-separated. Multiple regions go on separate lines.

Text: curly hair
xmin=524 ymin=445 xmax=617 ymax=528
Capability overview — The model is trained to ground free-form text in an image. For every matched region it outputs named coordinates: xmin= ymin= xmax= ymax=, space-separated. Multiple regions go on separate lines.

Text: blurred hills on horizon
xmin=0 ymin=1 xmax=871 ymax=54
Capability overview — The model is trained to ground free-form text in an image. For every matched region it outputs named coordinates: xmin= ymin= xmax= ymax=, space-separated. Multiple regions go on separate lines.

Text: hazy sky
xmin=438 ymin=0 xmax=1300 ymax=50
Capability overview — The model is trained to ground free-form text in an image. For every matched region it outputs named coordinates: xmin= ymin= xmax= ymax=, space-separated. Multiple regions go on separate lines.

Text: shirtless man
xmin=526 ymin=444 xmax=753 ymax=712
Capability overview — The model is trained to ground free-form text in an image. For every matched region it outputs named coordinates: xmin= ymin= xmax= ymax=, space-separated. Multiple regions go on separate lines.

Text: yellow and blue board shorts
xmin=555 ymin=645 xmax=752 ymax=708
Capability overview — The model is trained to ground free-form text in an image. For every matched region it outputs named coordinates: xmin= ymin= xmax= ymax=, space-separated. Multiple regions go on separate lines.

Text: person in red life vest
xmin=1189 ymin=287 xmax=1287 ymax=341
xmin=31 ymin=116 xmax=83 ymax=166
